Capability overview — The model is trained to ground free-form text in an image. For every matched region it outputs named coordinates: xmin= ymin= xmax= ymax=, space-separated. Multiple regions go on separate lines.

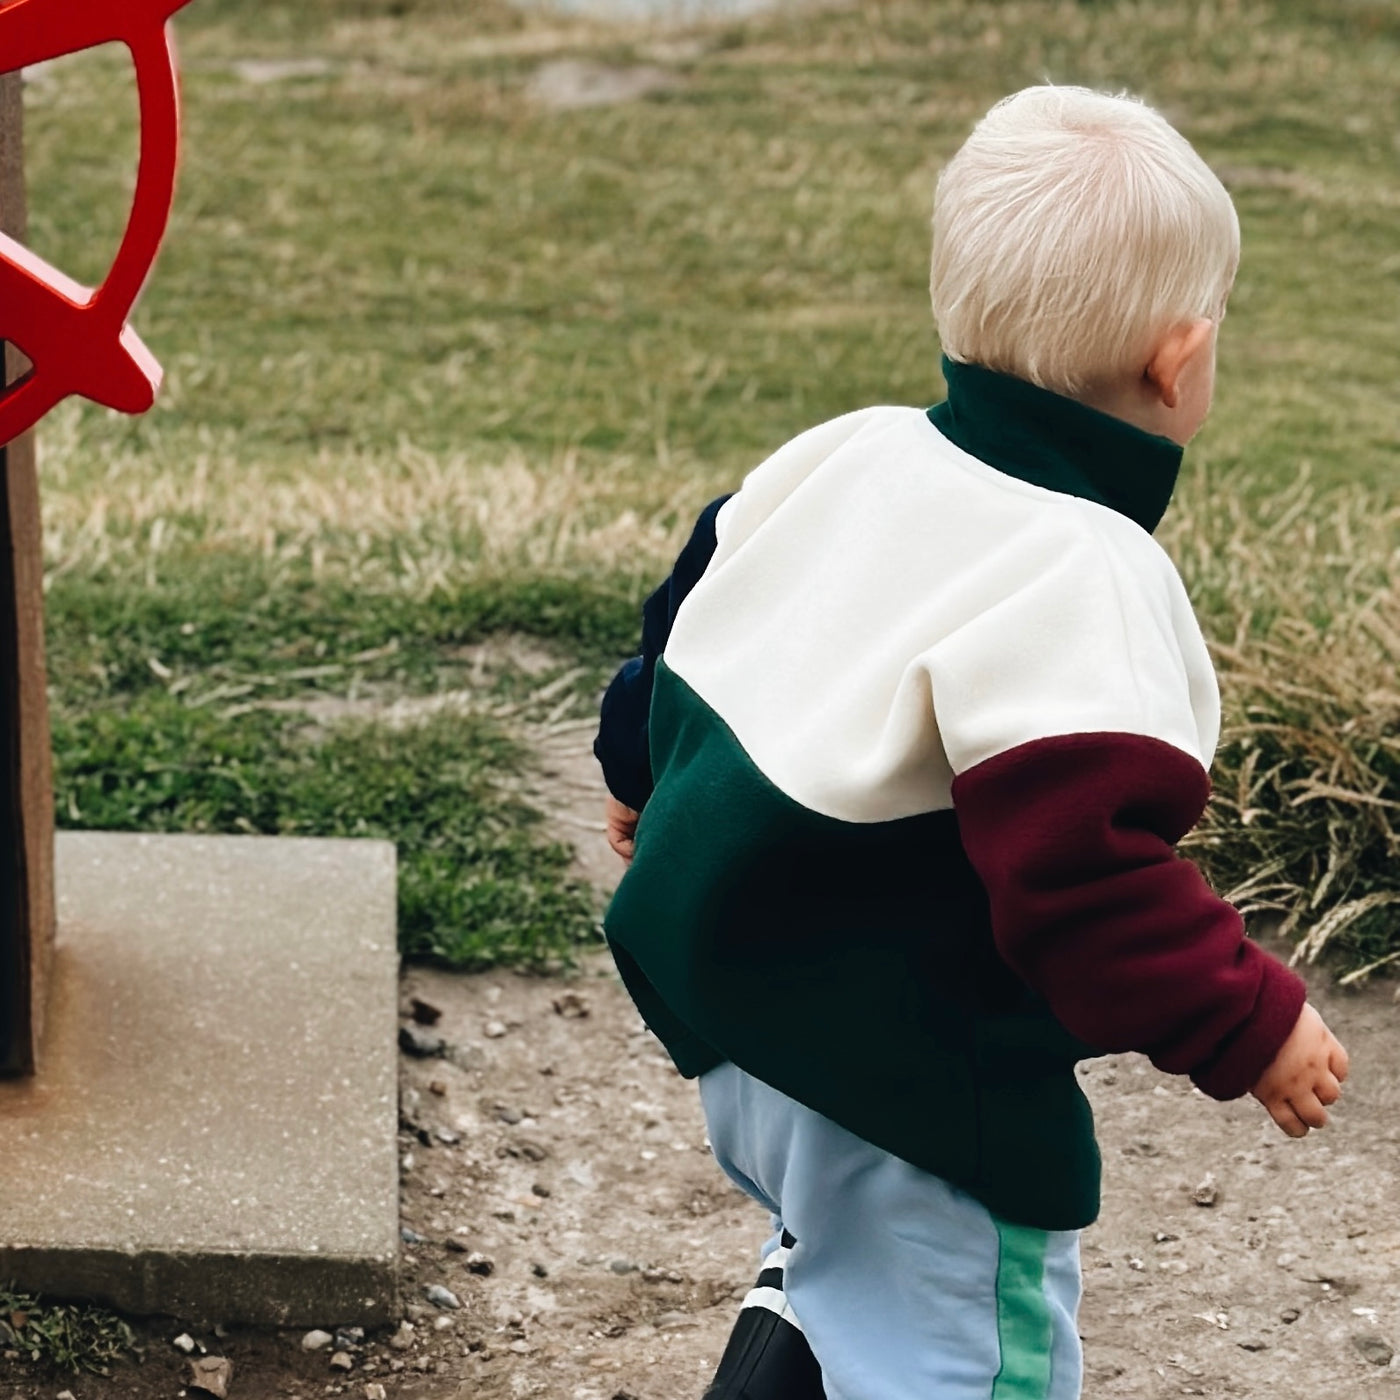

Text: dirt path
xmin=8 ymin=748 xmax=1400 ymax=1400
xmin=388 ymin=947 xmax=1400 ymax=1400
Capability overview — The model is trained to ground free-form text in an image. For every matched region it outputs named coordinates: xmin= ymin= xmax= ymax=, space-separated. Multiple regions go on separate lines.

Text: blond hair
xmin=930 ymin=85 xmax=1239 ymax=398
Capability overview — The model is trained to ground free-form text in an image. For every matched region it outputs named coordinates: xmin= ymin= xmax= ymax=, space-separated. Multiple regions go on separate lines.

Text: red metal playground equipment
xmin=0 ymin=0 xmax=195 ymax=448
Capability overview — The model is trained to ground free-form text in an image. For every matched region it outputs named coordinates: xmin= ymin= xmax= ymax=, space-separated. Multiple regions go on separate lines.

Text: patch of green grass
xmin=0 ymin=1286 xmax=137 ymax=1375
xmin=48 ymin=563 xmax=627 ymax=970
xmin=47 ymin=559 xmax=641 ymax=708
xmin=27 ymin=0 xmax=1400 ymax=564
xmin=56 ymin=701 xmax=599 ymax=969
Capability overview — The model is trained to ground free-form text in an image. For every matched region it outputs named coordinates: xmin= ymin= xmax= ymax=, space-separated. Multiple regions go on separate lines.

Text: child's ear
xmin=1144 ymin=319 xmax=1215 ymax=409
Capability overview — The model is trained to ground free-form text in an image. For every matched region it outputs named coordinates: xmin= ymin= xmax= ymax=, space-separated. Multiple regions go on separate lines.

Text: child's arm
xmin=605 ymin=795 xmax=639 ymax=866
xmin=929 ymin=524 xmax=1339 ymax=1126
xmin=949 ymin=731 xmax=1309 ymax=1104
xmin=594 ymin=495 xmax=733 ymax=839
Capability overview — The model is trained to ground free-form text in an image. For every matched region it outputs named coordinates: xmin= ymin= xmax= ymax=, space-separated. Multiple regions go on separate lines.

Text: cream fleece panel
xmin=663 ymin=408 xmax=1220 ymax=826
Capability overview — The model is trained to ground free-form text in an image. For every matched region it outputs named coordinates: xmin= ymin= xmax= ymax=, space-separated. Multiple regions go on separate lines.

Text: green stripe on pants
xmin=991 ymin=1219 xmax=1052 ymax=1399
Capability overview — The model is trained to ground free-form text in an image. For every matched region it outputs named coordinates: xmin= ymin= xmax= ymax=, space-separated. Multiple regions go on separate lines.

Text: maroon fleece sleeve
xmin=951 ymin=730 xmax=1307 ymax=1100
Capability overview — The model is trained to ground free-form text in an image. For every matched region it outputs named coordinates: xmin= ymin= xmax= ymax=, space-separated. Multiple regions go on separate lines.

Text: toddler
xmin=594 ymin=85 xmax=1348 ymax=1400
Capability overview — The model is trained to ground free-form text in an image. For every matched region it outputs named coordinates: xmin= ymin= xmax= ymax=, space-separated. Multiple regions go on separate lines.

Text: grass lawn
xmin=20 ymin=0 xmax=1400 ymax=972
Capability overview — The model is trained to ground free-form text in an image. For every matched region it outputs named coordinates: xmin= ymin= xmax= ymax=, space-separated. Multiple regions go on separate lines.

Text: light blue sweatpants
xmin=699 ymin=1061 xmax=1083 ymax=1400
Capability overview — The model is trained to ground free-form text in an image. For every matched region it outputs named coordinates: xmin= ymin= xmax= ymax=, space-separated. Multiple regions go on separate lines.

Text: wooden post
xmin=0 ymin=71 xmax=56 ymax=1078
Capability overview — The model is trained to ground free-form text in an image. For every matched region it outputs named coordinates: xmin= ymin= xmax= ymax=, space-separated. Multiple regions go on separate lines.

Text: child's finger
xmin=1267 ymin=1100 xmax=1310 ymax=1138
xmin=1317 ymin=1075 xmax=1342 ymax=1107
xmin=1329 ymin=1040 xmax=1350 ymax=1083
xmin=1289 ymin=1091 xmax=1329 ymax=1131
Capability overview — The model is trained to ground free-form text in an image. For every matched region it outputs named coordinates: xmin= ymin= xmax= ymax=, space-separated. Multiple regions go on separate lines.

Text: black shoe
xmin=703 ymin=1234 xmax=825 ymax=1400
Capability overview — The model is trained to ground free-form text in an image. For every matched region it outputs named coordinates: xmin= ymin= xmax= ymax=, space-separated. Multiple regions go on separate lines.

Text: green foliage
xmin=0 ymin=1287 xmax=136 ymax=1375
xmin=48 ymin=567 xmax=618 ymax=971
xmin=56 ymin=701 xmax=598 ymax=970
xmin=47 ymin=562 xmax=641 ymax=708
xmin=53 ymin=699 xmax=603 ymax=971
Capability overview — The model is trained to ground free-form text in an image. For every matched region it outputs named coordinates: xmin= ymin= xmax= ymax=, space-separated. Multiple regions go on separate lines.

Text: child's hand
xmin=1250 ymin=1003 xmax=1349 ymax=1138
xmin=605 ymin=796 xmax=640 ymax=865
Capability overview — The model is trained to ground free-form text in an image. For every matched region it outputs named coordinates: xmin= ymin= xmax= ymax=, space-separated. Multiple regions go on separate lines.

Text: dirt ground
xmin=385 ymin=944 xmax=1400 ymax=1400
xmin=7 ymin=745 xmax=1400 ymax=1400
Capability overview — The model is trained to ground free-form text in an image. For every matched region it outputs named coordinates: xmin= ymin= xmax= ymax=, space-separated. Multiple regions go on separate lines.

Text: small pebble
xmin=484 ymin=1019 xmax=508 ymax=1039
xmin=302 ymin=1329 xmax=334 ymax=1352
xmin=532 ymin=1262 xmax=550 ymax=1278
xmin=401 ymin=1227 xmax=428 ymax=1245
xmin=1280 ymin=1308 xmax=1300 ymax=1323
xmin=609 ymin=1258 xmax=639 ymax=1275
xmin=398 ymin=1025 xmax=447 ymax=1058
xmin=445 ymin=1236 xmax=469 ymax=1253
xmin=173 ymin=1333 xmax=197 ymax=1354
xmin=425 ymin=1284 xmax=462 ymax=1310
xmin=329 ymin=1351 xmax=354 ymax=1372
xmin=429 ymin=1080 xmax=448 ymax=1096
xmin=387 ymin=1321 xmax=415 ymax=1351
xmin=56 ymin=1392 xmax=77 ymax=1400
xmin=365 ymin=1386 xmax=388 ymax=1400
xmin=553 ymin=991 xmax=590 ymax=1018
xmin=657 ymin=1312 xmax=699 ymax=1331
xmin=494 ymin=1106 xmax=523 ymax=1125
xmin=410 ymin=996 xmax=442 ymax=1025
xmin=467 ymin=1252 xmax=496 ymax=1276
xmin=189 ymin=1355 xmax=234 ymax=1398
xmin=532 ymin=1181 xmax=552 ymax=1197
xmin=335 ymin=1327 xmax=365 ymax=1350
xmin=447 ymin=1042 xmax=486 ymax=1072
xmin=434 ymin=1315 xmax=455 ymax=1332
xmin=435 ymin=1128 xmax=461 ymax=1145
xmin=1353 ymin=1335 xmax=1395 ymax=1368
xmin=1191 ymin=1173 xmax=1219 ymax=1207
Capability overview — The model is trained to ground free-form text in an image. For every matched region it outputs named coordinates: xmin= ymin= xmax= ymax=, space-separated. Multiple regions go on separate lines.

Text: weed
xmin=0 ymin=1286 xmax=137 ymax=1374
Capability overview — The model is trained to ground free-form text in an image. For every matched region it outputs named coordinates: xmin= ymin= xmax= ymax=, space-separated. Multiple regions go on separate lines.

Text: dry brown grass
xmin=1167 ymin=478 xmax=1400 ymax=977
xmin=38 ymin=404 xmax=717 ymax=592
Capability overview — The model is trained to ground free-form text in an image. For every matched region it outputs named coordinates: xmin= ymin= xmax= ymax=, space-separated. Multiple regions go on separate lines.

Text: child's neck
xmin=1078 ymin=381 xmax=1174 ymax=442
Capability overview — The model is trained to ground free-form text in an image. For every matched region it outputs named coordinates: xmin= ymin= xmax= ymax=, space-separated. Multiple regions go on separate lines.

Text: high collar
xmin=927 ymin=356 xmax=1184 ymax=534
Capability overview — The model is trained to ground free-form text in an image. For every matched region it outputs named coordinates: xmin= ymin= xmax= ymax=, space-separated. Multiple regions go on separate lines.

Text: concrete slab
xmin=0 ymin=832 xmax=400 ymax=1326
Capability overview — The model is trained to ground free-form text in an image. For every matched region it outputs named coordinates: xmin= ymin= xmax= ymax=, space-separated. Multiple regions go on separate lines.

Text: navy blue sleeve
xmin=594 ymin=495 xmax=732 ymax=811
